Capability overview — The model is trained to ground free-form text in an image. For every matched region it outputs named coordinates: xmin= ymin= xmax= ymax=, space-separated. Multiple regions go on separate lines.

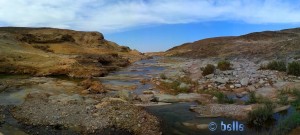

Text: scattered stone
xmin=213 ymin=77 xmax=229 ymax=84
xmin=240 ymin=78 xmax=249 ymax=86
xmin=234 ymin=84 xmax=242 ymax=88
xmin=205 ymin=74 xmax=214 ymax=79
xmin=230 ymin=85 xmax=235 ymax=89
xmin=143 ymin=90 xmax=154 ymax=94
xmin=196 ymin=124 xmax=209 ymax=130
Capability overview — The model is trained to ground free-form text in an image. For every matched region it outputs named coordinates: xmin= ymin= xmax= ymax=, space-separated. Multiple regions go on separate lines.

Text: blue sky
xmin=0 ymin=0 xmax=300 ymax=52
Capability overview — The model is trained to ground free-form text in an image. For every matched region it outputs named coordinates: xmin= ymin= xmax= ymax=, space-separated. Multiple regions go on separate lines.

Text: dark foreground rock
xmin=11 ymin=93 xmax=161 ymax=135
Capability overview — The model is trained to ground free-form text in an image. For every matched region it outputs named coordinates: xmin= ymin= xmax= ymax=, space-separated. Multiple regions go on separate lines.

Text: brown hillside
xmin=0 ymin=27 xmax=144 ymax=78
xmin=166 ymin=28 xmax=300 ymax=59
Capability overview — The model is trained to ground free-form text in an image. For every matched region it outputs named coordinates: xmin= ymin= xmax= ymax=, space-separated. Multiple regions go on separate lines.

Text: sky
xmin=0 ymin=0 xmax=300 ymax=52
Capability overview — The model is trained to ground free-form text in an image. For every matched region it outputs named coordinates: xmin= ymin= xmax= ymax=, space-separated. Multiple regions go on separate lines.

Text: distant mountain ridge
xmin=166 ymin=27 xmax=300 ymax=60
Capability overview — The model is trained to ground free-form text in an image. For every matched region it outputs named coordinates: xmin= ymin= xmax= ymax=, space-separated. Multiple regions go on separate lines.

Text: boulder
xmin=205 ymin=74 xmax=214 ymax=79
xmin=240 ymin=78 xmax=249 ymax=86
xmin=255 ymin=87 xmax=277 ymax=98
xmin=234 ymin=84 xmax=242 ymax=88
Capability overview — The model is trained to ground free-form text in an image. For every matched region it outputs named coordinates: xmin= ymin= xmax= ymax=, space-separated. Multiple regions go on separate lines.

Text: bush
xmin=248 ymin=101 xmax=274 ymax=127
xmin=278 ymin=95 xmax=289 ymax=105
xmin=245 ymin=91 xmax=257 ymax=105
xmin=217 ymin=60 xmax=231 ymax=71
xmin=160 ymin=73 xmax=167 ymax=80
xmin=266 ymin=60 xmax=286 ymax=72
xmin=201 ymin=64 xmax=215 ymax=76
xmin=215 ymin=92 xmax=235 ymax=104
xmin=288 ymin=61 xmax=300 ymax=76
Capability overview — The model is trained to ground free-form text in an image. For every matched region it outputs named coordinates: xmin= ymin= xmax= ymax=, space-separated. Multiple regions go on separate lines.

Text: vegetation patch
xmin=160 ymin=73 xmax=167 ymax=80
xmin=217 ymin=60 xmax=231 ymax=71
xmin=245 ymin=91 xmax=258 ymax=105
xmin=247 ymin=101 xmax=274 ymax=127
xmin=288 ymin=61 xmax=300 ymax=76
xmin=201 ymin=64 xmax=215 ymax=76
xmin=261 ymin=60 xmax=287 ymax=72
xmin=214 ymin=92 xmax=235 ymax=104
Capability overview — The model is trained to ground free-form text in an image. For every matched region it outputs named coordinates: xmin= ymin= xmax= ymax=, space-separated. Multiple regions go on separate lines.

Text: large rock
xmin=213 ymin=77 xmax=229 ymax=84
xmin=255 ymin=87 xmax=277 ymax=98
xmin=240 ymin=78 xmax=249 ymax=86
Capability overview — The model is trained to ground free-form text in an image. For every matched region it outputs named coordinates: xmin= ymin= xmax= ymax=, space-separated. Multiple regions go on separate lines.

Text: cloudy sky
xmin=0 ymin=0 xmax=300 ymax=52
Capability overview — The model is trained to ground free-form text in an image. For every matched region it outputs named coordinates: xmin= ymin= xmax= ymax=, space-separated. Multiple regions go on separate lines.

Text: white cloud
xmin=0 ymin=0 xmax=300 ymax=33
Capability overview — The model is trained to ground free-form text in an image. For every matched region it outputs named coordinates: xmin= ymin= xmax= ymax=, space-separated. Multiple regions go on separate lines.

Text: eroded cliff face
xmin=0 ymin=27 xmax=144 ymax=78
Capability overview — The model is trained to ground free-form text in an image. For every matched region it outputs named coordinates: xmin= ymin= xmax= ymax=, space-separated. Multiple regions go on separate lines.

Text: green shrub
xmin=273 ymin=110 xmax=300 ymax=135
xmin=217 ymin=60 xmax=231 ymax=71
xmin=245 ymin=91 xmax=257 ymax=105
xmin=266 ymin=60 xmax=286 ymax=72
xmin=247 ymin=101 xmax=274 ymax=127
xmin=288 ymin=61 xmax=300 ymax=76
xmin=291 ymin=90 xmax=300 ymax=110
xmin=278 ymin=95 xmax=289 ymax=105
xmin=201 ymin=64 xmax=215 ymax=76
xmin=160 ymin=73 xmax=167 ymax=80
xmin=214 ymin=92 xmax=235 ymax=104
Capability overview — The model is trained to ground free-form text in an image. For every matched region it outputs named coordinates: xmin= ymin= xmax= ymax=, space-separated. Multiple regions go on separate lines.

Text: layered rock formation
xmin=0 ymin=27 xmax=144 ymax=78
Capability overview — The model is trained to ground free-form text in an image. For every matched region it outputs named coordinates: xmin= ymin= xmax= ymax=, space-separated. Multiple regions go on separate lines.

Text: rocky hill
xmin=165 ymin=28 xmax=300 ymax=60
xmin=0 ymin=27 xmax=144 ymax=78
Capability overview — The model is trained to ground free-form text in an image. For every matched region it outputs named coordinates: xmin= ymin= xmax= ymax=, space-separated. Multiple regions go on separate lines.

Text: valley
xmin=0 ymin=27 xmax=300 ymax=135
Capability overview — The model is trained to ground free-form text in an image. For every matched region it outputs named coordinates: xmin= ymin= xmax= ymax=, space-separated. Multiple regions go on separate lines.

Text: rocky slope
xmin=0 ymin=27 xmax=144 ymax=78
xmin=165 ymin=27 xmax=300 ymax=59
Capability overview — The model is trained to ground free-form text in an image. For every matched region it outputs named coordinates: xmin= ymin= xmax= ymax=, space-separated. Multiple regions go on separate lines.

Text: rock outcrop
xmin=0 ymin=27 xmax=144 ymax=78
